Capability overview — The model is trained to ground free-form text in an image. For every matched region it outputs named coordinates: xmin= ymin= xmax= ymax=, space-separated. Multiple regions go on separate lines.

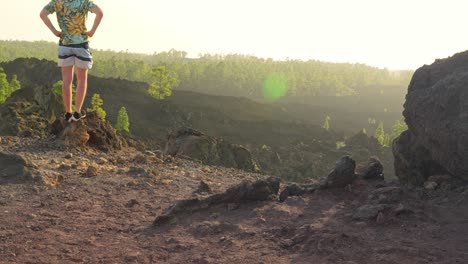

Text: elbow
xmin=39 ymin=10 xmax=48 ymax=19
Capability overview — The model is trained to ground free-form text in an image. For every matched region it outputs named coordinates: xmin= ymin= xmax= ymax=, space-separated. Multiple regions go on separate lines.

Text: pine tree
xmin=0 ymin=67 xmax=10 ymax=103
xmin=148 ymin=66 xmax=178 ymax=100
xmin=375 ymin=121 xmax=385 ymax=146
xmin=88 ymin=93 xmax=107 ymax=120
xmin=115 ymin=107 xmax=130 ymax=132
xmin=322 ymin=115 xmax=331 ymax=131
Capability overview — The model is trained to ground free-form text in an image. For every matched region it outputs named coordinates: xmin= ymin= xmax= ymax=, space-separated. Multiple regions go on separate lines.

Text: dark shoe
xmin=64 ymin=112 xmax=73 ymax=123
xmin=71 ymin=110 xmax=86 ymax=122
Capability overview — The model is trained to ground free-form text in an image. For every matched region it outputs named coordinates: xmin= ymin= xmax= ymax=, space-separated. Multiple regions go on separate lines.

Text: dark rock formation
xmin=353 ymin=204 xmax=391 ymax=221
xmin=0 ymin=152 xmax=33 ymax=184
xmin=0 ymin=101 xmax=51 ymax=138
xmin=164 ymin=127 xmax=259 ymax=172
xmin=323 ymin=155 xmax=356 ymax=188
xmin=0 ymin=59 xmax=64 ymax=138
xmin=279 ymin=183 xmax=321 ymax=202
xmin=393 ymin=51 xmax=468 ymax=184
xmin=154 ymin=177 xmax=280 ymax=226
xmin=192 ymin=181 xmax=212 ymax=195
xmin=51 ymin=112 xmax=123 ymax=152
xmin=355 ymin=157 xmax=384 ymax=180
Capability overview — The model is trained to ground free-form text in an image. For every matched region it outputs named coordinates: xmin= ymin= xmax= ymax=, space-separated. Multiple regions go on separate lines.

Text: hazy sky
xmin=1 ymin=0 xmax=468 ymax=69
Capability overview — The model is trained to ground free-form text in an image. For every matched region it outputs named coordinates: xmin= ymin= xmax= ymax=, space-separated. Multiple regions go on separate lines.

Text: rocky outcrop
xmin=0 ymin=59 xmax=64 ymax=138
xmin=0 ymin=101 xmax=51 ymax=138
xmin=0 ymin=152 xmax=33 ymax=184
xmin=51 ymin=112 xmax=123 ymax=152
xmin=393 ymin=51 xmax=468 ymax=184
xmin=164 ymin=127 xmax=259 ymax=172
xmin=154 ymin=177 xmax=280 ymax=226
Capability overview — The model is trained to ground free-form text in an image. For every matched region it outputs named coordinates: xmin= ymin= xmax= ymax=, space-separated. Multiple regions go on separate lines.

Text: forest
xmin=0 ymin=40 xmax=413 ymax=101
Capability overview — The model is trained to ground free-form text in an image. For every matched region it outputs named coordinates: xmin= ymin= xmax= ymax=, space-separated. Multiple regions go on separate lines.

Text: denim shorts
xmin=58 ymin=42 xmax=93 ymax=69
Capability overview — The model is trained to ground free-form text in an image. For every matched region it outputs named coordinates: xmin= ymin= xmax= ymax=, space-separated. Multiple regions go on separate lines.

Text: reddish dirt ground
xmin=0 ymin=137 xmax=467 ymax=264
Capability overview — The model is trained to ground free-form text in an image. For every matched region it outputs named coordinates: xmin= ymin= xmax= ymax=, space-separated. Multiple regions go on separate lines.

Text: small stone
xmin=424 ymin=181 xmax=438 ymax=191
xmin=145 ymin=151 xmax=156 ymax=156
xmin=84 ymin=166 xmax=98 ymax=177
xmin=280 ymin=239 xmax=295 ymax=248
xmin=58 ymin=164 xmax=71 ymax=170
xmin=126 ymin=199 xmax=140 ymax=208
xmin=428 ymin=175 xmax=451 ymax=185
xmin=394 ymin=204 xmax=414 ymax=216
xmin=96 ymin=157 xmax=107 ymax=165
xmin=133 ymin=154 xmax=147 ymax=163
xmin=227 ymin=203 xmax=240 ymax=211
xmin=116 ymin=157 xmax=126 ymax=164
xmin=153 ymin=150 xmax=163 ymax=159
xmin=64 ymin=153 xmax=73 ymax=159
xmin=257 ymin=216 xmax=266 ymax=223
xmin=376 ymin=212 xmax=385 ymax=224
xmin=353 ymin=204 xmax=389 ymax=220
xmin=18 ymin=129 xmax=33 ymax=138
xmin=75 ymin=161 xmax=87 ymax=168
xmin=128 ymin=166 xmax=149 ymax=177
xmin=193 ymin=180 xmax=212 ymax=195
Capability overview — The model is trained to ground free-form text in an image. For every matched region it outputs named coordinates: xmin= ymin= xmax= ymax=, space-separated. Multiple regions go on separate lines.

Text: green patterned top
xmin=44 ymin=0 xmax=96 ymax=45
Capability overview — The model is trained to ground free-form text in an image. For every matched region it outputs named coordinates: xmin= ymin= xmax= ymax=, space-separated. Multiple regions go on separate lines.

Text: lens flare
xmin=262 ymin=73 xmax=288 ymax=102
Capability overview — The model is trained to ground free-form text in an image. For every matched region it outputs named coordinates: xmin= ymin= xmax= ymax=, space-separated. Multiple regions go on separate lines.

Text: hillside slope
xmin=0 ymin=58 xmax=394 ymax=180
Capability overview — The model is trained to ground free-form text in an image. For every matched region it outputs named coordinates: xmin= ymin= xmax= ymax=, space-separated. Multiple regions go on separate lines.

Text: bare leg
xmin=75 ymin=67 xmax=88 ymax=113
xmin=61 ymin=66 xmax=74 ymax=113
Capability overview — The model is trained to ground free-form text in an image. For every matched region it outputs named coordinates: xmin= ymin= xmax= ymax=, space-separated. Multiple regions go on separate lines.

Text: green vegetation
xmin=374 ymin=119 xmax=408 ymax=147
xmin=115 ymin=106 xmax=130 ymax=132
xmin=0 ymin=40 xmax=413 ymax=101
xmin=53 ymin=80 xmax=77 ymax=97
xmin=88 ymin=93 xmax=107 ymax=120
xmin=148 ymin=66 xmax=178 ymax=100
xmin=389 ymin=118 xmax=408 ymax=143
xmin=52 ymin=80 xmax=63 ymax=96
xmin=0 ymin=67 xmax=21 ymax=103
xmin=375 ymin=121 xmax=385 ymax=146
xmin=322 ymin=115 xmax=331 ymax=131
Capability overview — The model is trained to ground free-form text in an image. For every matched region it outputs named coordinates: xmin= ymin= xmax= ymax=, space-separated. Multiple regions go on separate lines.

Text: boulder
xmin=355 ymin=157 xmax=384 ymax=180
xmin=352 ymin=204 xmax=390 ymax=221
xmin=324 ymin=155 xmax=356 ymax=188
xmin=0 ymin=152 xmax=33 ymax=184
xmin=368 ymin=186 xmax=403 ymax=204
xmin=164 ymin=127 xmax=259 ymax=172
xmin=51 ymin=112 xmax=123 ymax=152
xmin=394 ymin=51 xmax=468 ymax=184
